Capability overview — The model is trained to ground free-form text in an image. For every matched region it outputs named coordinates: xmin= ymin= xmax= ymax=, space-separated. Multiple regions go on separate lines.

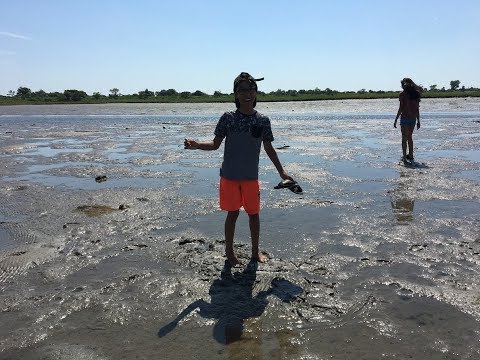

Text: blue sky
xmin=1 ymin=1 xmax=479 ymax=95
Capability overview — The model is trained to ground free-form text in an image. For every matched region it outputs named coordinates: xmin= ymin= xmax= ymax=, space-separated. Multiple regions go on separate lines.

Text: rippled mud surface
xmin=0 ymin=99 xmax=479 ymax=359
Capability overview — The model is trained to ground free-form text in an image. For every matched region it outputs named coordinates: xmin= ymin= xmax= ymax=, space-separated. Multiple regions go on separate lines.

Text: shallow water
xmin=0 ymin=98 xmax=479 ymax=359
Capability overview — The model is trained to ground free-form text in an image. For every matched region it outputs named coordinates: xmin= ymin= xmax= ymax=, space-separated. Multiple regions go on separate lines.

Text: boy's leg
xmin=248 ymin=213 xmax=266 ymax=263
xmin=240 ymin=180 xmax=265 ymax=262
xmin=225 ymin=210 xmax=240 ymax=265
xmin=220 ymin=177 xmax=242 ymax=265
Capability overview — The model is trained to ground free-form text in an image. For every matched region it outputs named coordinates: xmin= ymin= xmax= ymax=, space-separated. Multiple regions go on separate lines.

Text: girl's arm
xmin=394 ymin=96 xmax=403 ymax=128
xmin=394 ymin=92 xmax=405 ymax=128
xmin=416 ymin=101 xmax=421 ymax=129
xmin=394 ymin=106 xmax=402 ymax=128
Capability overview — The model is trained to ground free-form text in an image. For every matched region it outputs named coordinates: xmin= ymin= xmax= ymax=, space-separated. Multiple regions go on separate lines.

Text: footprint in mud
xmin=409 ymin=244 xmax=427 ymax=252
xmin=75 ymin=205 xmax=118 ymax=217
xmin=0 ymin=228 xmax=64 ymax=283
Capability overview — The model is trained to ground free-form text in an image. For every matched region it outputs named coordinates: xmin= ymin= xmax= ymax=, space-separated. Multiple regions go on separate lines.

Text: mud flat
xmin=0 ymin=99 xmax=479 ymax=359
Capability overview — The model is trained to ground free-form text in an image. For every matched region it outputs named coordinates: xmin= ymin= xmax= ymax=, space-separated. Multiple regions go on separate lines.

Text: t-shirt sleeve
xmin=214 ymin=113 xmax=228 ymax=137
xmin=262 ymin=117 xmax=274 ymax=142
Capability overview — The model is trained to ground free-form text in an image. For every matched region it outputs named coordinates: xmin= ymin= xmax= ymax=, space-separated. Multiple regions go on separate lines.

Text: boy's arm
xmin=184 ymin=136 xmax=224 ymax=150
xmin=263 ymin=141 xmax=293 ymax=181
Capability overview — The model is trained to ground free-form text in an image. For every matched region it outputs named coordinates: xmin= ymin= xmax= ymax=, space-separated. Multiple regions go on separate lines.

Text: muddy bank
xmin=1 ymin=100 xmax=479 ymax=359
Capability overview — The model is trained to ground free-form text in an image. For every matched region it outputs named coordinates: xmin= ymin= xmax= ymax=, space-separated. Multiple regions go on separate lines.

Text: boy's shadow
xmin=158 ymin=260 xmax=302 ymax=344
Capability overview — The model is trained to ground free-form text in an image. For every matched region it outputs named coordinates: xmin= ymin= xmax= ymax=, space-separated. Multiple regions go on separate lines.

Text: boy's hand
xmin=279 ymin=171 xmax=294 ymax=182
xmin=184 ymin=138 xmax=198 ymax=149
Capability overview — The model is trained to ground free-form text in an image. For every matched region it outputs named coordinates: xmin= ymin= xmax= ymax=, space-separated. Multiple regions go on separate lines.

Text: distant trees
xmin=10 ymin=86 xmax=87 ymax=102
xmin=63 ymin=89 xmax=87 ymax=101
xmin=156 ymin=89 xmax=177 ymax=97
xmin=192 ymin=90 xmax=206 ymax=96
xmin=450 ymin=80 xmax=460 ymax=91
xmin=2 ymin=79 xmax=479 ymax=104
xmin=427 ymin=81 xmax=463 ymax=92
xmin=16 ymin=87 xmax=32 ymax=99
xmin=34 ymin=89 xmax=47 ymax=98
xmin=138 ymin=88 xmax=154 ymax=98
xmin=109 ymin=88 xmax=120 ymax=98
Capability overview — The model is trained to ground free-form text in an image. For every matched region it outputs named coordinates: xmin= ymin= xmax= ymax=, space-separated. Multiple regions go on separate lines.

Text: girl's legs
xmin=405 ymin=126 xmax=415 ymax=159
xmin=400 ymin=126 xmax=408 ymax=160
xmin=401 ymin=126 xmax=415 ymax=160
xmin=225 ymin=210 xmax=240 ymax=265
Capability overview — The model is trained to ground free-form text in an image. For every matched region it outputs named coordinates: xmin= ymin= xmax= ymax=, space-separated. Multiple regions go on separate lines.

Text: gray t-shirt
xmin=214 ymin=110 xmax=274 ymax=180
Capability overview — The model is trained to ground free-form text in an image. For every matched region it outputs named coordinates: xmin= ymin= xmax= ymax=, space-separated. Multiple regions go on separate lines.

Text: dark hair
xmin=401 ymin=78 xmax=422 ymax=100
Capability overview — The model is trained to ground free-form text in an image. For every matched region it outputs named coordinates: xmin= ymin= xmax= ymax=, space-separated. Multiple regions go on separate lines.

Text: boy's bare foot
xmin=226 ymin=253 xmax=240 ymax=266
xmin=252 ymin=252 xmax=268 ymax=263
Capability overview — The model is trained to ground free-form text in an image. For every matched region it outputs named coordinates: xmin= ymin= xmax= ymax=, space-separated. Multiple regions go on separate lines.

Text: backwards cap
xmin=233 ymin=72 xmax=264 ymax=92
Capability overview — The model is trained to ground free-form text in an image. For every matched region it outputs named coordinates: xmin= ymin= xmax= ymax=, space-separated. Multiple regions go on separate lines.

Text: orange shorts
xmin=219 ymin=177 xmax=260 ymax=215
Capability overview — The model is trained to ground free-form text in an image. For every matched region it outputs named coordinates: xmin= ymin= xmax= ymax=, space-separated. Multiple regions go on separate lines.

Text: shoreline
xmin=1 ymin=92 xmax=480 ymax=107
xmin=1 ymin=98 xmax=479 ymax=117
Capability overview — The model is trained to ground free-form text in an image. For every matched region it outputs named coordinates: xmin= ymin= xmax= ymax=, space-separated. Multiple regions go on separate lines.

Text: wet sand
xmin=0 ymin=99 xmax=479 ymax=359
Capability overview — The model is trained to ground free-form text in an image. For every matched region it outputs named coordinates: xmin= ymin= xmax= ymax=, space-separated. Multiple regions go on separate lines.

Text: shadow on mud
xmin=158 ymin=260 xmax=303 ymax=344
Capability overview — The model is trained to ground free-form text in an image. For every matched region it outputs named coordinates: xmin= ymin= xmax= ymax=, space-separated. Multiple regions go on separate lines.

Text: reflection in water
xmin=158 ymin=260 xmax=303 ymax=345
xmin=390 ymin=171 xmax=415 ymax=223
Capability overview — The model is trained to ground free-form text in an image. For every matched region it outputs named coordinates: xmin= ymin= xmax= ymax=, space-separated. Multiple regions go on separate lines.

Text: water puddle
xmin=329 ymin=160 xmax=397 ymax=180
xmin=0 ymin=226 xmax=15 ymax=251
xmin=424 ymin=149 xmax=480 ymax=162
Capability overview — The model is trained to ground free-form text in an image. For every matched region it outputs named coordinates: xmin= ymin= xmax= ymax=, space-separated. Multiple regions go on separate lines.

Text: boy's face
xmin=235 ymin=80 xmax=257 ymax=107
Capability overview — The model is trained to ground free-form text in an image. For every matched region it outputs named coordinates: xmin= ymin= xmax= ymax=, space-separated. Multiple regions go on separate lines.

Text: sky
xmin=1 ymin=0 xmax=479 ymax=96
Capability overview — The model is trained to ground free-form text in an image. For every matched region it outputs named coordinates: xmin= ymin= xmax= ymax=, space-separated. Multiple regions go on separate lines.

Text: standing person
xmin=394 ymin=78 xmax=422 ymax=161
xmin=184 ymin=72 xmax=294 ymax=266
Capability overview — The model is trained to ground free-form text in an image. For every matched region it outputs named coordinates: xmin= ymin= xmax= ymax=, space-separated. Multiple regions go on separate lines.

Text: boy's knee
xmin=227 ymin=210 xmax=240 ymax=219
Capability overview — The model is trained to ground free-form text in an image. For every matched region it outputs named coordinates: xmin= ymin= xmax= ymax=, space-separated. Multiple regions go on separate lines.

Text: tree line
xmin=2 ymin=80 xmax=479 ymax=104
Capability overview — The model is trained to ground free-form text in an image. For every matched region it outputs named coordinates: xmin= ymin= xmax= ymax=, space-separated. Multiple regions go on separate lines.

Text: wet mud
xmin=0 ymin=99 xmax=479 ymax=359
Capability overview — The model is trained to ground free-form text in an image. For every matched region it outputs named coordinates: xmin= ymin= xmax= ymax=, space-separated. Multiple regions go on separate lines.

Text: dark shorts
xmin=400 ymin=118 xmax=416 ymax=127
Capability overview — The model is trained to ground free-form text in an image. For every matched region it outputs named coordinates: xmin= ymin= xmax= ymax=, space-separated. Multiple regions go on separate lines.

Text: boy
xmin=184 ymin=72 xmax=293 ymax=266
